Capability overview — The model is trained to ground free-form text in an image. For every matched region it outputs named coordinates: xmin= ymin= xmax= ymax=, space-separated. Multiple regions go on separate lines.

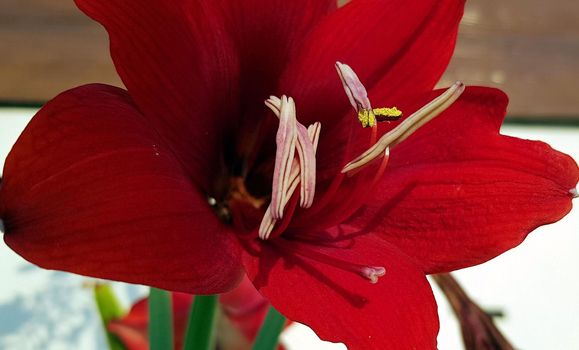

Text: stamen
xmin=258 ymin=206 xmax=275 ymax=240
xmin=259 ymin=124 xmax=321 ymax=239
xmin=571 ymin=188 xmax=579 ymax=198
xmin=342 ymin=81 xmax=466 ymax=173
xmin=265 ymin=194 xmax=300 ymax=240
xmin=373 ymin=107 xmax=403 ymax=121
xmin=264 ymin=95 xmax=282 ymax=115
xmin=335 ymin=61 xmax=372 ymax=111
xmin=308 ymin=122 xmax=321 ymax=151
xmin=295 ymin=123 xmax=316 ymax=208
xmin=270 ymin=96 xmax=297 ymax=219
xmin=357 ymin=109 xmax=377 ymax=128
xmin=336 ymin=62 xmax=402 ymax=128
xmin=259 ymin=98 xmax=321 ymax=239
xmin=265 ymin=97 xmax=319 ymax=209
xmin=273 ymin=239 xmax=386 ymax=284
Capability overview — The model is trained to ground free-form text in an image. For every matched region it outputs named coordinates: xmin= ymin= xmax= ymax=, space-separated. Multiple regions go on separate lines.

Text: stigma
xmin=362 ymin=266 xmax=387 ymax=284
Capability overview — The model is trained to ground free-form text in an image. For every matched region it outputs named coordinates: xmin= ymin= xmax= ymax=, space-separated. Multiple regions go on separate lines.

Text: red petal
xmin=242 ymin=234 xmax=439 ymax=350
xmin=211 ymin=0 xmax=336 ymax=181
xmin=108 ymin=298 xmax=149 ymax=350
xmin=73 ymin=0 xmax=238 ymax=190
xmin=348 ymin=87 xmax=579 ymax=273
xmin=220 ymin=274 xmax=270 ymax=341
xmin=0 ymin=84 xmax=242 ymax=293
xmin=280 ymin=0 xmax=464 ymax=126
xmin=278 ymin=0 xmax=465 ymax=179
xmin=107 ymin=321 xmax=149 ymax=350
xmin=108 ymin=293 xmax=193 ymax=350
xmin=216 ymin=0 xmax=336 ymax=114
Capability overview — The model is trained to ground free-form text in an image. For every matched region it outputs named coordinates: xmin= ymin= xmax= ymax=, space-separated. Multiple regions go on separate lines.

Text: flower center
xmin=237 ymin=62 xmax=465 ymax=285
xmin=258 ymin=62 xmax=465 ymax=238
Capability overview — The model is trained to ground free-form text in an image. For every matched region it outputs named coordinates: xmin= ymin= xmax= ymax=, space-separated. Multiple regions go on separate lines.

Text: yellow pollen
xmin=357 ymin=109 xmax=376 ymax=128
xmin=357 ymin=107 xmax=402 ymax=128
xmin=373 ymin=107 xmax=403 ymax=121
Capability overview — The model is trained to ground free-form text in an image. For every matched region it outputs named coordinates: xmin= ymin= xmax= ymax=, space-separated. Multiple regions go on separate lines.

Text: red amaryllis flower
xmin=0 ymin=0 xmax=577 ymax=349
xmin=107 ymin=276 xmax=272 ymax=350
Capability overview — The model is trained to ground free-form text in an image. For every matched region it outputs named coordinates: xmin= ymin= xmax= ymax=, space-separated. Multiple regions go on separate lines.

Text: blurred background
xmin=3 ymin=0 xmax=579 ymax=121
xmin=1 ymin=0 xmax=578 ymax=349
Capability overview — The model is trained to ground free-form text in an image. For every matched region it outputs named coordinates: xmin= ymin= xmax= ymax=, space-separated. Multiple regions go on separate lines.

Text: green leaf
xmin=93 ymin=283 xmax=126 ymax=350
xmin=149 ymin=288 xmax=174 ymax=350
xmin=183 ymin=294 xmax=219 ymax=350
xmin=252 ymin=306 xmax=286 ymax=350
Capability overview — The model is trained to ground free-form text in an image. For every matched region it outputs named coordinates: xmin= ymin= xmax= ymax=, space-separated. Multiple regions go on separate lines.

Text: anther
xmin=342 ymin=81 xmax=466 ymax=173
xmin=270 ymin=96 xmax=297 ymax=219
xmin=373 ymin=107 xmax=403 ymax=121
xmin=336 ymin=62 xmax=402 ymax=128
xmin=335 ymin=61 xmax=371 ymax=111
xmin=259 ymin=96 xmax=321 ymax=239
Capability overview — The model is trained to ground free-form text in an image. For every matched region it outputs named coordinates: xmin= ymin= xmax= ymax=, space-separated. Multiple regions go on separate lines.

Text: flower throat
xmin=213 ymin=62 xmax=464 ymax=284
xmin=257 ymin=62 xmax=465 ymax=239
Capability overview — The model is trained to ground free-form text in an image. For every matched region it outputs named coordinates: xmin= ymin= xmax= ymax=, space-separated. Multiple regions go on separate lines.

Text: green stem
xmin=183 ymin=295 xmax=219 ymax=350
xmin=149 ymin=288 xmax=174 ymax=350
xmin=93 ymin=284 xmax=126 ymax=350
xmin=252 ymin=306 xmax=286 ymax=350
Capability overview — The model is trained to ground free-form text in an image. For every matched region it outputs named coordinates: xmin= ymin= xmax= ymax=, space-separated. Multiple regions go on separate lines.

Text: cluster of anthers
xmin=258 ymin=62 xmax=465 ymax=246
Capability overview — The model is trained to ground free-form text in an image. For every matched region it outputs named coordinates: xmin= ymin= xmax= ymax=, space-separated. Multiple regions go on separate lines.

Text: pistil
xmin=271 ymin=239 xmax=386 ymax=284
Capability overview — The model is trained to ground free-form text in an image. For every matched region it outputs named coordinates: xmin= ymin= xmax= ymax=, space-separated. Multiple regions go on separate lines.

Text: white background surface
xmin=0 ymin=108 xmax=577 ymax=349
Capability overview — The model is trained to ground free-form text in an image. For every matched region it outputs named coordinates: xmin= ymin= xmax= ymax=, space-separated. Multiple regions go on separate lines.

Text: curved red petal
xmin=108 ymin=293 xmax=192 ymax=350
xmin=242 ymin=234 xmax=439 ymax=350
xmin=278 ymin=0 xmax=465 ymax=180
xmin=347 ymin=87 xmax=579 ymax=273
xmin=107 ymin=321 xmax=148 ymax=350
xmin=279 ymin=0 xmax=464 ymax=126
xmin=216 ymin=0 xmax=336 ymax=115
xmin=0 ymin=84 xmax=242 ymax=293
xmin=210 ymin=0 xmax=337 ymax=181
xmin=73 ymin=0 xmax=239 ymax=190
xmin=220 ymin=274 xmax=270 ymax=341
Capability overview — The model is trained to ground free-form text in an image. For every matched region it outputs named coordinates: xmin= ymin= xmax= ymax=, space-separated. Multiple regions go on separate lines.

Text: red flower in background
xmin=108 ymin=277 xmax=272 ymax=350
xmin=0 ymin=0 xmax=577 ymax=349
